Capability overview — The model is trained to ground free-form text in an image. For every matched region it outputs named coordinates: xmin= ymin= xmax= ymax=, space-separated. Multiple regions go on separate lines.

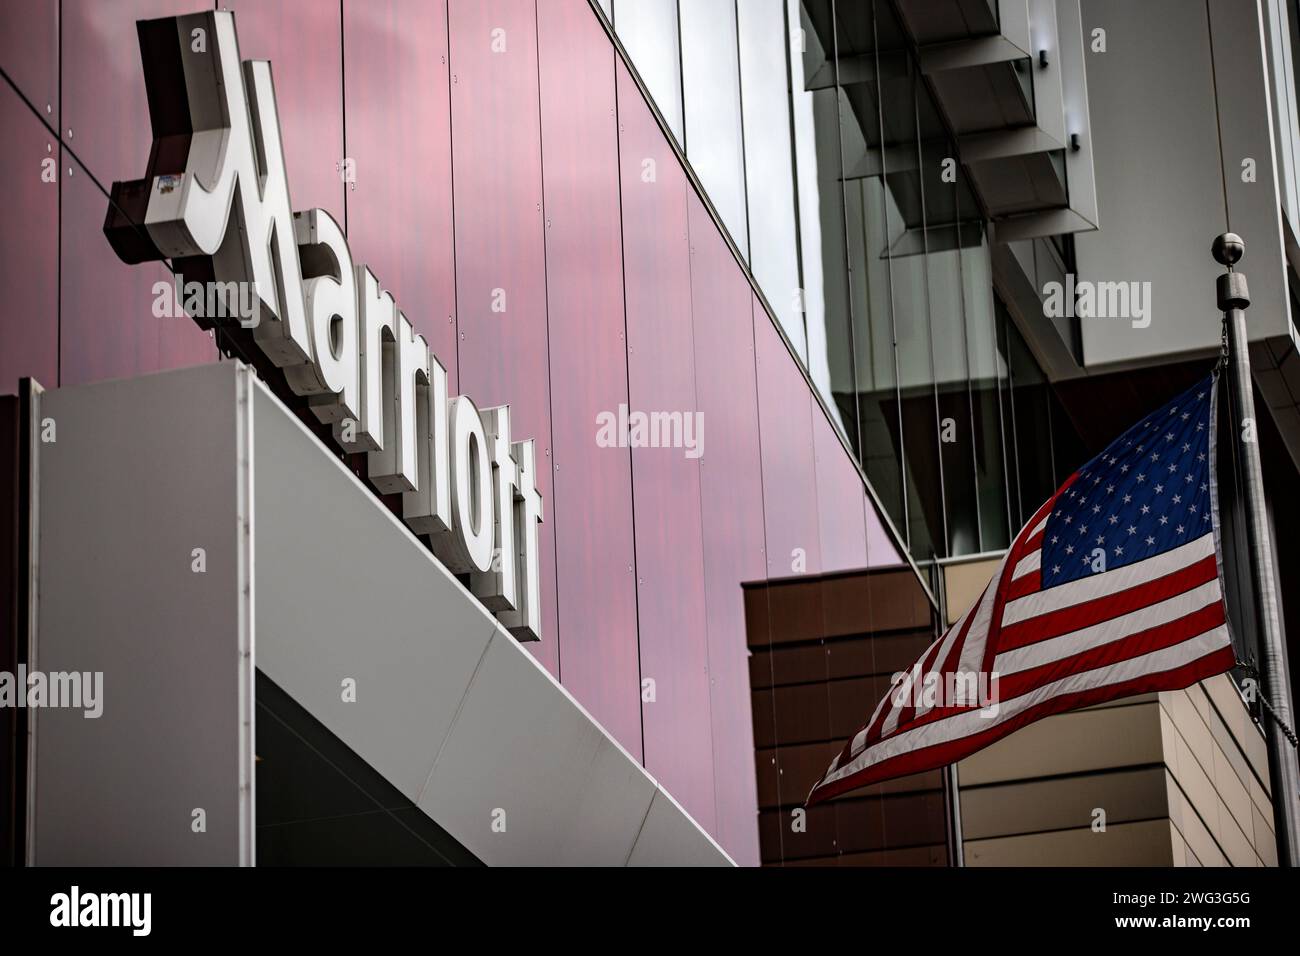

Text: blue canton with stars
xmin=1041 ymin=375 xmax=1216 ymax=588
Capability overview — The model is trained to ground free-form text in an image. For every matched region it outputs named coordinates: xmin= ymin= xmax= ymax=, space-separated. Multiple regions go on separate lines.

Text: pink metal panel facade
xmin=448 ymin=0 xmax=560 ymax=677
xmin=0 ymin=0 xmax=57 ymax=124
xmin=756 ymin=314 xmax=824 ymax=582
xmin=342 ymin=0 xmax=459 ymax=392
xmin=227 ymin=0 xmax=346 ymax=229
xmin=0 ymin=0 xmax=914 ymax=864
xmin=688 ymin=201 xmax=766 ymax=867
xmin=617 ymin=56 xmax=716 ymax=834
xmin=60 ymin=0 xmax=215 ymax=387
xmin=0 ymin=0 xmax=57 ymax=393
xmin=537 ymin=1 xmax=643 ymax=758
xmin=0 ymin=82 xmax=57 ymax=392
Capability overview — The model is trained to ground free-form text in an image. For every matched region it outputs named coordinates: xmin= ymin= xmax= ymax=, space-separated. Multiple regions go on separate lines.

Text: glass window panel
xmin=1002 ymin=306 xmax=1055 ymax=526
xmin=936 ymin=380 xmax=979 ymax=558
xmin=781 ymin=0 xmax=1022 ymax=562
xmin=994 ymin=300 xmax=1025 ymax=529
xmin=738 ymin=0 xmax=805 ymax=358
xmin=915 ymin=80 xmax=979 ymax=557
xmin=845 ymin=163 xmax=905 ymax=534
xmin=827 ymin=9 xmax=904 ymax=531
xmin=612 ymin=0 xmax=685 ymax=144
xmin=679 ymin=0 xmax=749 ymax=259
xmin=790 ymin=0 xmax=859 ymax=447
xmin=866 ymin=11 xmax=943 ymax=560
xmin=1049 ymin=391 xmax=1088 ymax=486
xmin=968 ymin=258 xmax=1012 ymax=551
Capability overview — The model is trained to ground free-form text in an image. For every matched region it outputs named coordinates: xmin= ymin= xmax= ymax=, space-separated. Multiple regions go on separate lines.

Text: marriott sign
xmin=104 ymin=10 xmax=544 ymax=641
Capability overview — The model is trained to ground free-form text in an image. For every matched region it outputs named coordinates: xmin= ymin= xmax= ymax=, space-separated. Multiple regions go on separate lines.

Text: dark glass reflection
xmin=1000 ymin=299 xmax=1055 ymax=527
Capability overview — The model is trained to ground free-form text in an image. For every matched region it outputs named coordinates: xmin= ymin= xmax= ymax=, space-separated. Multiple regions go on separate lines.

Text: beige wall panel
xmin=965 ymin=819 xmax=1175 ymax=866
xmin=1078 ymin=693 xmax=1158 ymax=712
xmin=1166 ymin=771 xmax=1228 ymax=866
xmin=1201 ymin=675 xmax=1270 ymax=787
xmin=1211 ymin=745 xmax=1256 ymax=844
xmin=1160 ymin=689 xmax=1215 ymax=772
xmin=941 ymin=557 xmax=1000 ymax=625
xmin=1161 ymin=685 xmax=1264 ymax=854
xmin=1250 ymin=774 xmax=1272 ymax=821
xmin=1169 ymin=821 xmax=1188 ymax=867
xmin=1214 ymin=793 xmax=1261 ymax=867
xmin=1204 ymin=706 xmax=1260 ymax=801
xmin=1167 ymin=721 xmax=1222 ymax=835
xmin=959 ymin=702 xmax=1163 ymax=786
xmin=961 ymin=767 xmax=1167 ymax=841
xmin=1254 ymin=805 xmax=1278 ymax=866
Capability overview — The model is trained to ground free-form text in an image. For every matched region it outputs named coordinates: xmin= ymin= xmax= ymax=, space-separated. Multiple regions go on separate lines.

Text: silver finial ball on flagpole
xmin=1212 ymin=233 xmax=1245 ymax=267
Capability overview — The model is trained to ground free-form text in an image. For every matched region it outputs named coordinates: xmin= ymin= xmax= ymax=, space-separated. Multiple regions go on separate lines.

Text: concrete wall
xmin=29 ymin=361 xmax=733 ymax=865
xmin=1072 ymin=0 xmax=1293 ymax=369
xmin=30 ymin=364 xmax=254 ymax=865
xmin=1161 ymin=676 xmax=1276 ymax=866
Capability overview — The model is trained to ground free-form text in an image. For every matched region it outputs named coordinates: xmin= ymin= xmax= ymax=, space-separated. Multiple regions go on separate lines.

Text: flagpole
xmin=1212 ymin=232 xmax=1300 ymax=867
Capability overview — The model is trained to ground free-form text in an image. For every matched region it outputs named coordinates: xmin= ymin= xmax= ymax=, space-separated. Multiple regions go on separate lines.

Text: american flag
xmin=806 ymin=372 xmax=1237 ymax=805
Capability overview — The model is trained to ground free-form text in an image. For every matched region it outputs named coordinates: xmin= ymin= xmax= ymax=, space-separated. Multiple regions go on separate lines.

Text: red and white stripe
xmin=806 ymin=477 xmax=1235 ymax=806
